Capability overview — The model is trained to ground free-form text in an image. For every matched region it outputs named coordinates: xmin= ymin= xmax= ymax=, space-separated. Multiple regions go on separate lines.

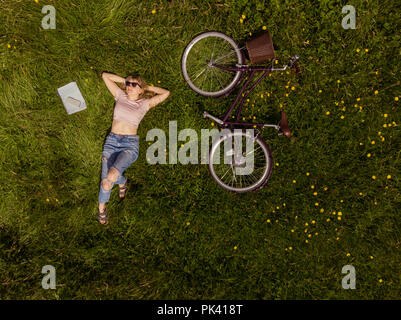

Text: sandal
xmin=98 ymin=207 xmax=108 ymax=225
xmin=119 ymin=179 xmax=128 ymax=199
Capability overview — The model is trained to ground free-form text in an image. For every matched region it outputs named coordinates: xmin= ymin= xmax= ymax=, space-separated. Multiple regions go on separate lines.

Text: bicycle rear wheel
xmin=181 ymin=31 xmax=244 ymax=97
xmin=208 ymin=130 xmax=273 ymax=193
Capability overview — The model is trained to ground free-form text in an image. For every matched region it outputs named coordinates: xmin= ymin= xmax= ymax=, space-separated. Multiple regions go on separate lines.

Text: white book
xmin=57 ymin=81 xmax=87 ymax=115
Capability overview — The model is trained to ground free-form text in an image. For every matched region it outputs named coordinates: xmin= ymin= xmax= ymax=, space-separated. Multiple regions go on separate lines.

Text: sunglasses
xmin=125 ymin=81 xmax=142 ymax=88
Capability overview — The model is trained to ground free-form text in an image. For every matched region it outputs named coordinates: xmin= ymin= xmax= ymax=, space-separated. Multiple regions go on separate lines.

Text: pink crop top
xmin=113 ymin=88 xmax=150 ymax=127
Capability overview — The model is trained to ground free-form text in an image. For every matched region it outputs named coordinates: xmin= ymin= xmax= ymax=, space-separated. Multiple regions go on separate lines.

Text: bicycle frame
xmin=206 ymin=51 xmax=295 ymax=133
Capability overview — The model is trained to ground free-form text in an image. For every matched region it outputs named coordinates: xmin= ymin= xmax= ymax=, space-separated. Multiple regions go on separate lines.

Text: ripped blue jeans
xmin=98 ymin=132 xmax=139 ymax=204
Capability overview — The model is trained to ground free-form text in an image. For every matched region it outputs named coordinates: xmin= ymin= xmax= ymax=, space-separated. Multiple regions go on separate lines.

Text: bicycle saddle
xmin=279 ymin=111 xmax=291 ymax=138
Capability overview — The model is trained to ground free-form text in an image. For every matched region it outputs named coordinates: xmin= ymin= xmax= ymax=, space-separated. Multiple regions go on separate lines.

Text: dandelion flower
xmin=387 ymin=175 xmax=391 ymax=179
xmin=374 ymin=90 xmax=379 ymax=95
xmin=370 ymin=256 xmax=374 ymax=259
xmin=262 ymin=26 xmax=267 ymax=30
xmin=315 ymin=202 xmax=319 ymax=206
xmin=371 ymin=140 xmax=375 ymax=145
xmin=367 ymin=153 xmax=371 ymax=158
xmin=394 ymin=97 xmax=399 ymax=101
xmin=186 ymin=222 xmax=190 ymax=226
xmin=242 ymin=14 xmax=246 ymax=19
xmin=306 ymin=172 xmax=310 ymax=176
xmin=372 ymin=175 xmax=376 ymax=180
xmin=356 ymin=48 xmax=360 ymax=52
xmin=346 ymin=253 xmax=351 ymax=257
xmin=151 ymin=9 xmax=156 ymax=14
xmin=46 ymin=198 xmax=50 ymax=202
xmin=379 ymin=279 xmax=383 ymax=283
xmin=267 ymin=219 xmax=271 ymax=223
xmin=326 ymin=111 xmax=330 ymax=115
xmin=383 ymin=113 xmax=388 ymax=118
xmin=234 ymin=246 xmax=238 ymax=250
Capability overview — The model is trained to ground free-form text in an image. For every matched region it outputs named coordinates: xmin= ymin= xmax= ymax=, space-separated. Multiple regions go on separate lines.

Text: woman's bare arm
xmin=146 ymin=85 xmax=170 ymax=109
xmin=102 ymin=72 xmax=125 ymax=99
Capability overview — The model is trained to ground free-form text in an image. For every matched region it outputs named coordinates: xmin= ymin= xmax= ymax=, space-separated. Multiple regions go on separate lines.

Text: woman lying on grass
xmin=98 ymin=72 xmax=170 ymax=225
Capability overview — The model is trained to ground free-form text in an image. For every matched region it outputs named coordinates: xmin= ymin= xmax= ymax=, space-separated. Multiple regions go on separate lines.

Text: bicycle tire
xmin=208 ymin=129 xmax=273 ymax=193
xmin=181 ymin=31 xmax=244 ymax=97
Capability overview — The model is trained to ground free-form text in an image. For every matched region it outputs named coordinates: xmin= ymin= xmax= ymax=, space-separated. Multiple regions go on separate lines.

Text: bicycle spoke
xmin=210 ymin=66 xmax=226 ymax=90
xmin=190 ymin=67 xmax=207 ymax=83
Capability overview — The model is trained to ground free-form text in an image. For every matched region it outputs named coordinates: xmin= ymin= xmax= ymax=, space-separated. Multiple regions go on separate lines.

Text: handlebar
xmin=288 ymin=55 xmax=301 ymax=74
xmin=270 ymin=55 xmax=301 ymax=74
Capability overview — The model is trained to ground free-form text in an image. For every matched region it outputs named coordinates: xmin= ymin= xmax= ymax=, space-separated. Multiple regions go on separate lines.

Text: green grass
xmin=0 ymin=0 xmax=400 ymax=299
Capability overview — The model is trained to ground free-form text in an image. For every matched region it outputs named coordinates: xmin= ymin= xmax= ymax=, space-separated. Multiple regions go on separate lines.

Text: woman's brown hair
xmin=122 ymin=75 xmax=154 ymax=100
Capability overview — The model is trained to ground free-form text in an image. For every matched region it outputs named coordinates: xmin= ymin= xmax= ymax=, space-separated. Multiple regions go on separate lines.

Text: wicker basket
xmin=246 ymin=31 xmax=276 ymax=64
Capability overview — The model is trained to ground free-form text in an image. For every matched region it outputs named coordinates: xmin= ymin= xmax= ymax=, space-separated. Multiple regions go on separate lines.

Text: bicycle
xmin=181 ymin=30 xmax=301 ymax=193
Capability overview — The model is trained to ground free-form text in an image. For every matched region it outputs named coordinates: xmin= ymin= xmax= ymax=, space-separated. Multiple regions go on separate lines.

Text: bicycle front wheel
xmin=208 ymin=130 xmax=273 ymax=193
xmin=181 ymin=31 xmax=244 ymax=97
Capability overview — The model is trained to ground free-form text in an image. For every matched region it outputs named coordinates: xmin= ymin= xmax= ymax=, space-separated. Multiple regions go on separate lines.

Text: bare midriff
xmin=111 ymin=119 xmax=138 ymax=135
